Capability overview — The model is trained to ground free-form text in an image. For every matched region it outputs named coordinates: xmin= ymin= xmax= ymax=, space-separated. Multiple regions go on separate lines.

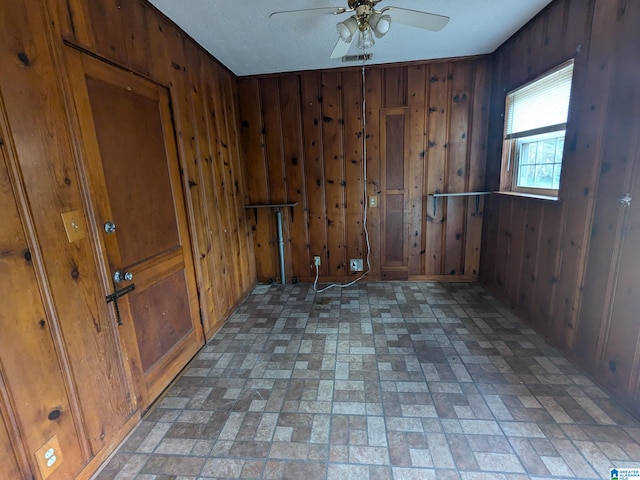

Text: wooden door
xmin=64 ymin=48 xmax=204 ymax=407
xmin=598 ymin=160 xmax=640 ymax=405
xmin=380 ymin=108 xmax=411 ymax=280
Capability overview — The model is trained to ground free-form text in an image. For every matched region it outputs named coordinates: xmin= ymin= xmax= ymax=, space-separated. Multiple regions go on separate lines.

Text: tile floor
xmin=94 ymin=282 xmax=640 ymax=480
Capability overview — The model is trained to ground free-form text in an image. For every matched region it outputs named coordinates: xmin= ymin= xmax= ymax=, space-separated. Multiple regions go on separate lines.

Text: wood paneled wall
xmin=237 ymin=59 xmax=491 ymax=283
xmin=0 ymin=1 xmax=254 ymax=478
xmin=481 ymin=0 xmax=640 ymax=416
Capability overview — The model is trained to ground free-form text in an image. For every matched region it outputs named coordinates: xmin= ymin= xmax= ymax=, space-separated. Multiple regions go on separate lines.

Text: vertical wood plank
xmin=384 ymin=66 xmax=406 ymax=107
xmin=223 ymin=72 xmax=254 ymax=293
xmin=425 ymin=63 xmax=450 ymax=274
xmin=238 ymin=78 xmax=276 ymax=281
xmin=407 ymin=65 xmax=427 ymax=276
xmin=563 ymin=0 xmax=594 ymax=56
xmin=57 ymin=0 xmax=95 ymax=47
xmin=444 ymin=62 xmax=472 ymax=275
xmin=541 ymin=1 xmax=566 ymax=68
xmin=47 ymin=0 xmax=74 ymax=41
xmin=342 ymin=69 xmax=365 ymax=274
xmin=185 ymin=43 xmax=224 ymax=331
xmin=479 ymin=194 xmax=500 ymax=285
xmin=519 ymin=201 xmax=544 ymax=315
xmin=202 ymin=62 xmax=236 ymax=312
xmin=83 ymin=0 xmax=129 ymax=67
xmin=494 ymin=197 xmax=512 ymax=289
xmin=280 ymin=75 xmax=309 ymax=280
xmin=464 ymin=60 xmax=491 ymax=276
xmin=505 ymin=202 xmax=526 ymax=304
xmin=300 ymin=73 xmax=328 ymax=278
xmin=0 ymin=407 xmax=22 ymax=480
xmin=321 ymin=72 xmax=347 ymax=276
xmin=261 ymin=78 xmax=287 ymax=282
xmin=364 ymin=68 xmax=383 ymax=279
xmin=206 ymin=66 xmax=240 ymax=300
xmin=215 ymin=68 xmax=245 ymax=295
xmin=532 ymin=203 xmax=563 ymax=337
xmin=121 ymin=0 xmax=151 ymax=76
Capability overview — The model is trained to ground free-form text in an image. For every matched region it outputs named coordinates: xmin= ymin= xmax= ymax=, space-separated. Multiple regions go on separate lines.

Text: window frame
xmin=500 ymin=60 xmax=574 ymax=199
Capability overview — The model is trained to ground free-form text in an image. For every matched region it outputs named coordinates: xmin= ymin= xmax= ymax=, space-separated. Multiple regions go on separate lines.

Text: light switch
xmin=61 ymin=210 xmax=86 ymax=243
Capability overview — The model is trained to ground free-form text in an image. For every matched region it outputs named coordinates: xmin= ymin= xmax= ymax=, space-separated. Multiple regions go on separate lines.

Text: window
xmin=501 ymin=60 xmax=574 ymax=197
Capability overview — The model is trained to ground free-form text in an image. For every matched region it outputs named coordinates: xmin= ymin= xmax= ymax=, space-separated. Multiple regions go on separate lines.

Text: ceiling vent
xmin=342 ymin=53 xmax=372 ymax=62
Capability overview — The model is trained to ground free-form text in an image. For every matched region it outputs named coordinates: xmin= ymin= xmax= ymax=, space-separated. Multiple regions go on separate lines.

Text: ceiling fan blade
xmin=330 ymin=38 xmax=352 ymax=59
xmin=381 ymin=7 xmax=450 ymax=31
xmin=269 ymin=7 xmax=347 ymax=21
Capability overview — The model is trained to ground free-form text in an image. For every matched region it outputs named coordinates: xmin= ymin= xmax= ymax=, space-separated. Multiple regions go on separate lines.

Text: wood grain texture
xmin=481 ymin=0 xmax=640 ymax=416
xmin=0 ymin=408 xmax=21 ymax=480
xmin=0 ymin=0 xmax=256 ymax=478
xmin=321 ymin=72 xmax=348 ymax=277
xmin=1 ymin=0 xmax=140 ymax=468
xmin=406 ymin=65 xmax=427 ymax=276
xmin=238 ymin=59 xmax=491 ymax=282
xmin=425 ymin=63 xmax=450 ymax=275
xmin=0 ymin=128 xmax=86 ymax=480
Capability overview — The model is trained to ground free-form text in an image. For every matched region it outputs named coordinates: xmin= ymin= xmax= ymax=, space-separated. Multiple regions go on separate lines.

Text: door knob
xmin=619 ymin=193 xmax=632 ymax=206
xmin=104 ymin=221 xmax=116 ymax=234
xmin=113 ymin=270 xmax=133 ymax=283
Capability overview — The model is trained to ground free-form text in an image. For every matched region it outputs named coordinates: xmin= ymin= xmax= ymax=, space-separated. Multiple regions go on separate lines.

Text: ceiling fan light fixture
xmin=336 ymin=16 xmax=358 ymax=42
xmin=356 ymin=27 xmax=375 ymax=50
xmin=369 ymin=13 xmax=391 ymax=38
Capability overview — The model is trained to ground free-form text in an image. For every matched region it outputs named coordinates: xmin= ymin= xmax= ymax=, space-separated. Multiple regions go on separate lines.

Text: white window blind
xmin=505 ymin=61 xmax=574 ymax=139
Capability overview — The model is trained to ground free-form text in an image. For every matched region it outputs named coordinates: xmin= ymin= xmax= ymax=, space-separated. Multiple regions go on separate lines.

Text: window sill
xmin=494 ymin=191 xmax=560 ymax=202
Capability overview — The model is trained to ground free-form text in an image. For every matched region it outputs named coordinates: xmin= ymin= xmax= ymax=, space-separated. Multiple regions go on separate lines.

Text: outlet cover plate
xmin=350 ymin=258 xmax=364 ymax=272
xmin=35 ymin=435 xmax=63 ymax=480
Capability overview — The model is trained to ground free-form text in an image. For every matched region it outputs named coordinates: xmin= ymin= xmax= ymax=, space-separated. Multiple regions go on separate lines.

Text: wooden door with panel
xmin=380 ymin=108 xmax=411 ymax=280
xmin=64 ymin=48 xmax=205 ymax=408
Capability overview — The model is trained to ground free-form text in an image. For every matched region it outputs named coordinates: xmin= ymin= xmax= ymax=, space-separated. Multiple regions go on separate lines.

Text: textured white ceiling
xmin=148 ymin=0 xmax=553 ymax=76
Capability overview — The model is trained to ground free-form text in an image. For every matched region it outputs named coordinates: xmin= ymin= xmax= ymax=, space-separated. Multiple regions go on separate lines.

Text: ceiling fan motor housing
xmin=348 ymin=0 xmax=378 ymax=31
xmin=347 ymin=0 xmax=380 ymax=8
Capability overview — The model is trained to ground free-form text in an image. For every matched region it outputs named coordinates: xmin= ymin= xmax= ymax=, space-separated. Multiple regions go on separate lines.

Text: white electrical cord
xmin=313 ymin=62 xmax=372 ymax=293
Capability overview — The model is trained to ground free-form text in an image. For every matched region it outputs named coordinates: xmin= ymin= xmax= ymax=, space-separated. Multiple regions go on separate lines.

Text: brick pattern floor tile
xmin=94 ymin=283 xmax=640 ymax=480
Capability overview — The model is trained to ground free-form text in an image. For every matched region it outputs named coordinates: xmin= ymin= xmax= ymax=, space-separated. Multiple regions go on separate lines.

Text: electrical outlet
xmin=350 ymin=258 xmax=364 ymax=272
xmin=313 ymin=256 xmax=321 ymax=266
xmin=35 ymin=435 xmax=63 ymax=480
xmin=368 ymin=196 xmax=378 ymax=208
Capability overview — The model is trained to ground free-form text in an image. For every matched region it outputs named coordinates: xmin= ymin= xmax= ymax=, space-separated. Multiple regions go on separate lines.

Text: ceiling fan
xmin=269 ymin=0 xmax=450 ymax=59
